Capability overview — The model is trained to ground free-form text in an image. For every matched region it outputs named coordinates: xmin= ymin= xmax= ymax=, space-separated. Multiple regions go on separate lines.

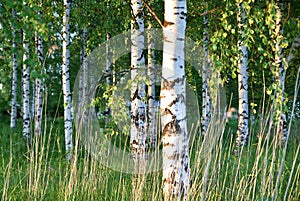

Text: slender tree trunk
xmin=22 ymin=29 xmax=31 ymax=146
xmin=147 ymin=22 xmax=157 ymax=147
xmin=62 ymin=0 xmax=72 ymax=161
xmin=10 ymin=9 xmax=18 ymax=129
xmin=130 ymin=0 xmax=147 ymax=164
xmin=275 ymin=0 xmax=288 ymax=143
xmin=130 ymin=0 xmax=147 ymax=199
xmin=34 ymin=29 xmax=44 ymax=137
xmin=161 ymin=0 xmax=189 ymax=200
xmin=201 ymin=5 xmax=211 ymax=135
xmin=31 ymin=83 xmax=35 ymax=120
xmin=235 ymin=1 xmax=249 ymax=152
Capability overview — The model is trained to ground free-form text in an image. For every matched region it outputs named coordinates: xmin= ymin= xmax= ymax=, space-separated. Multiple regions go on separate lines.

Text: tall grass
xmin=1 ymin=73 xmax=300 ymax=200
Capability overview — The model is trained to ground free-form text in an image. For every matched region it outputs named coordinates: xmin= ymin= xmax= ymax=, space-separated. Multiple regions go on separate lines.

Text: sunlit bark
xmin=161 ymin=0 xmax=189 ymax=199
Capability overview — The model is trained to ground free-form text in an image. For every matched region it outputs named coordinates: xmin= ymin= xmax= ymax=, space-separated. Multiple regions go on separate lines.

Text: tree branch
xmin=141 ymin=0 xmax=163 ymax=28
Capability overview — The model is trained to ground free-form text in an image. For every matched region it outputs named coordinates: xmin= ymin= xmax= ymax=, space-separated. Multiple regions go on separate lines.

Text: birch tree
xmin=130 ymin=0 xmax=147 ymax=199
xmin=201 ymin=3 xmax=211 ymax=135
xmin=147 ymin=22 xmax=157 ymax=147
xmin=10 ymin=9 xmax=18 ymax=129
xmin=34 ymin=5 xmax=44 ymax=136
xmin=22 ymin=29 xmax=31 ymax=146
xmin=161 ymin=0 xmax=189 ymax=199
xmin=235 ymin=0 xmax=249 ymax=152
xmin=130 ymin=0 xmax=147 ymax=165
xmin=274 ymin=0 xmax=288 ymax=143
xmin=62 ymin=0 xmax=72 ymax=161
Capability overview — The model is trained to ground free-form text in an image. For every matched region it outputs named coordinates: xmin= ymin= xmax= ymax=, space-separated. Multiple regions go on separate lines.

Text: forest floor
xmin=0 ymin=115 xmax=299 ymax=200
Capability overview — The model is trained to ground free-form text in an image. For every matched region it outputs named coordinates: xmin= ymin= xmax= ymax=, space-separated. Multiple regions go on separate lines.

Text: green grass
xmin=0 ymin=114 xmax=299 ymax=201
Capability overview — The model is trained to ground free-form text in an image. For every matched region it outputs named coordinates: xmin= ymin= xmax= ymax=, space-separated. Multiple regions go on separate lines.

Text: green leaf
xmin=232 ymin=71 xmax=236 ymax=79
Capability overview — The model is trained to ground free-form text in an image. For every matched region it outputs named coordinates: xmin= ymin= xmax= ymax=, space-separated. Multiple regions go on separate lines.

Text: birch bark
xmin=161 ymin=0 xmax=189 ymax=199
xmin=10 ymin=9 xmax=18 ymax=129
xmin=34 ymin=29 xmax=44 ymax=137
xmin=130 ymin=0 xmax=147 ymax=199
xmin=130 ymin=0 xmax=147 ymax=164
xmin=22 ymin=29 xmax=31 ymax=146
xmin=235 ymin=1 xmax=249 ymax=152
xmin=275 ymin=0 xmax=288 ymax=143
xmin=147 ymin=23 xmax=157 ymax=147
xmin=62 ymin=0 xmax=72 ymax=161
xmin=201 ymin=6 xmax=211 ymax=135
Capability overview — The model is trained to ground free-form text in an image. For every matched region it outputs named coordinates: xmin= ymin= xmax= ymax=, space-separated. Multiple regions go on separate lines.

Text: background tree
xmin=22 ymin=28 xmax=31 ymax=147
xmin=147 ymin=21 xmax=157 ymax=147
xmin=201 ymin=2 xmax=211 ymax=135
xmin=10 ymin=9 xmax=18 ymax=129
xmin=274 ymin=0 xmax=288 ymax=143
xmin=34 ymin=2 xmax=44 ymax=137
xmin=235 ymin=0 xmax=249 ymax=152
xmin=62 ymin=0 xmax=72 ymax=161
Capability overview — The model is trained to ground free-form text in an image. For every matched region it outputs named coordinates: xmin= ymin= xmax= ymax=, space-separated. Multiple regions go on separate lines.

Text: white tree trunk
xmin=275 ymin=0 xmax=288 ymax=143
xmin=10 ymin=9 xmax=18 ymax=129
xmin=235 ymin=1 xmax=249 ymax=152
xmin=34 ymin=30 xmax=44 ymax=137
xmin=62 ymin=0 xmax=72 ymax=161
xmin=22 ymin=30 xmax=31 ymax=146
xmin=147 ymin=22 xmax=157 ymax=147
xmin=201 ymin=7 xmax=211 ymax=135
xmin=130 ymin=0 xmax=147 ymax=199
xmin=31 ymin=82 xmax=35 ymax=120
xmin=161 ymin=0 xmax=189 ymax=200
xmin=130 ymin=0 xmax=147 ymax=164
